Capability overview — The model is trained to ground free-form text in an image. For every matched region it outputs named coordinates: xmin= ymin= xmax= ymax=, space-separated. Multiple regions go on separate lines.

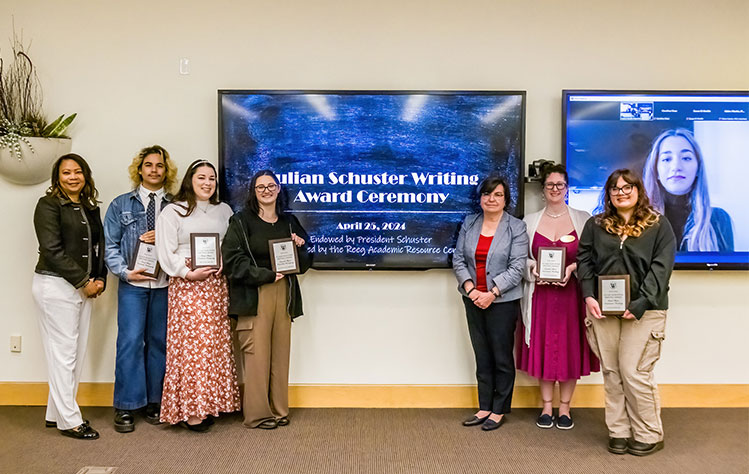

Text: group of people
xmin=32 ymin=147 xmax=310 ymax=441
xmin=32 ymin=144 xmax=682 ymax=457
xmin=453 ymin=163 xmax=675 ymax=457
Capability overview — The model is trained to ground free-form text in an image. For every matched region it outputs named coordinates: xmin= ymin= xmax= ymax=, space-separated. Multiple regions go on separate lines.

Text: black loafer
xmin=277 ymin=416 xmax=290 ymax=426
xmin=60 ymin=424 xmax=99 ymax=440
xmin=462 ymin=414 xmax=490 ymax=426
xmin=47 ymin=419 xmax=89 ymax=429
xmin=556 ymin=414 xmax=574 ymax=430
xmin=145 ymin=403 xmax=162 ymax=425
xmin=481 ymin=416 xmax=505 ymax=431
xmin=114 ymin=409 xmax=135 ymax=433
xmin=255 ymin=419 xmax=278 ymax=430
xmin=536 ymin=413 xmax=554 ymax=429
xmin=627 ymin=440 xmax=664 ymax=456
xmin=608 ymin=437 xmax=629 ymax=454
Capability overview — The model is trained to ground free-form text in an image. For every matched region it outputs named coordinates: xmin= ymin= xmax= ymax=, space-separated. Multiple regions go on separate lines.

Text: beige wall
xmin=1 ymin=0 xmax=748 ymax=386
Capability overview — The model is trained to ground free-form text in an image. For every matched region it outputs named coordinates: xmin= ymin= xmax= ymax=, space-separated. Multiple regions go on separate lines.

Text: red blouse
xmin=475 ymin=234 xmax=493 ymax=291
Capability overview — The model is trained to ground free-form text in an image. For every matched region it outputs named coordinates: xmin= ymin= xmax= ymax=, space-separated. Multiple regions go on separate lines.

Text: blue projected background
xmin=219 ymin=91 xmax=525 ymax=269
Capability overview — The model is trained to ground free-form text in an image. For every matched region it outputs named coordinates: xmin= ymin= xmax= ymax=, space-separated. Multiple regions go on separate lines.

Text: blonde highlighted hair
xmin=127 ymin=145 xmax=178 ymax=193
xmin=643 ymin=128 xmax=718 ymax=251
xmin=595 ymin=169 xmax=660 ymax=237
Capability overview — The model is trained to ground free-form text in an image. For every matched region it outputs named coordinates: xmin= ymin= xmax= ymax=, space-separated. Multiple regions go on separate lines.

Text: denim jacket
xmin=103 ymin=189 xmax=173 ymax=282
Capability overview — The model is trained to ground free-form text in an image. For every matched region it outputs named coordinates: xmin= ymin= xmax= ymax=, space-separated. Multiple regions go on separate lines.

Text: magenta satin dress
xmin=515 ymin=230 xmax=599 ymax=381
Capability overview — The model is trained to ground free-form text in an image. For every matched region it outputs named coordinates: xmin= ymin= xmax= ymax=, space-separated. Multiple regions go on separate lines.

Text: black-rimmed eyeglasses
xmin=609 ymin=184 xmax=634 ymax=195
xmin=255 ymin=184 xmax=278 ymax=193
xmin=544 ymin=183 xmax=567 ymax=191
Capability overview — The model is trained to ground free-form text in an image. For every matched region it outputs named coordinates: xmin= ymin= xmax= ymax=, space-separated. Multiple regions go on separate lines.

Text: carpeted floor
xmin=0 ymin=407 xmax=746 ymax=474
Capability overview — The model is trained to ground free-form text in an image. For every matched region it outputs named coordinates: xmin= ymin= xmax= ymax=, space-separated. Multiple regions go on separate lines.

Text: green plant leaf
xmin=41 ymin=114 xmax=64 ymax=136
xmin=46 ymin=113 xmax=76 ymax=138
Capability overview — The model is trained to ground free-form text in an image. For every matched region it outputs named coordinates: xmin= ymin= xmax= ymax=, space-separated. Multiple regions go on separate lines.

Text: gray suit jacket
xmin=452 ymin=212 xmax=528 ymax=303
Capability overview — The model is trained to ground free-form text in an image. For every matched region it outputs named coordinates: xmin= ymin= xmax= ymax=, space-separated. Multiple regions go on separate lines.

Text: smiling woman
xmin=31 ymin=153 xmax=107 ymax=440
xmin=155 ymin=159 xmax=240 ymax=432
xmin=643 ymin=128 xmax=734 ymax=251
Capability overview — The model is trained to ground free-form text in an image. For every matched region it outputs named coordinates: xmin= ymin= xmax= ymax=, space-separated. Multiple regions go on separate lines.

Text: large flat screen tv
xmin=563 ymin=90 xmax=749 ymax=270
xmin=219 ymin=90 xmax=526 ymax=270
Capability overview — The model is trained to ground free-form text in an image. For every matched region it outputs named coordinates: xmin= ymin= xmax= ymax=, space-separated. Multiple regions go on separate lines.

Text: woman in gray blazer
xmin=453 ymin=176 xmax=528 ymax=431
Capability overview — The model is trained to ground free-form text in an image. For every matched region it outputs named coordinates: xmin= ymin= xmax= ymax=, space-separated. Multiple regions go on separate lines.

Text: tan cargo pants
xmin=585 ymin=310 xmax=666 ymax=444
xmin=235 ymin=279 xmax=291 ymax=428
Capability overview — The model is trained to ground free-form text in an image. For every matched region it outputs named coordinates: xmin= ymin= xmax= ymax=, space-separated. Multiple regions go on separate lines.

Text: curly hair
xmin=47 ymin=153 xmax=100 ymax=210
xmin=595 ymin=169 xmax=659 ymax=237
xmin=127 ymin=145 xmax=178 ymax=193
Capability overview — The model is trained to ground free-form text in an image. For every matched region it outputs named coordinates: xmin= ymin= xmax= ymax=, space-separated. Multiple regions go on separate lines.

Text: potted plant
xmin=0 ymin=31 xmax=76 ymax=185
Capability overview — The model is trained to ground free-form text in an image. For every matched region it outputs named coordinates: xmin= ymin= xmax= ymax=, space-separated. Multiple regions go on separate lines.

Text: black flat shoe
xmin=114 ymin=409 xmax=135 ymax=433
xmin=60 ymin=424 xmax=99 ymax=440
xmin=536 ymin=413 xmax=554 ymax=429
xmin=627 ymin=440 xmax=664 ymax=456
xmin=255 ymin=419 xmax=278 ymax=430
xmin=46 ymin=419 xmax=89 ymax=428
xmin=462 ymin=414 xmax=490 ymax=426
xmin=608 ymin=437 xmax=629 ymax=455
xmin=556 ymin=414 xmax=574 ymax=430
xmin=144 ymin=403 xmax=162 ymax=425
xmin=179 ymin=419 xmax=212 ymax=433
xmin=481 ymin=416 xmax=505 ymax=431
xmin=277 ymin=416 xmax=290 ymax=426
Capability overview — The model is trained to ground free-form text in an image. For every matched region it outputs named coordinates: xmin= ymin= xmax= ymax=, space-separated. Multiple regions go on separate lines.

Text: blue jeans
xmin=113 ymin=282 xmax=168 ymax=410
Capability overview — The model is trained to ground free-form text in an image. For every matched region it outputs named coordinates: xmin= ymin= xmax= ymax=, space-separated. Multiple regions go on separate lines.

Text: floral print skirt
xmin=160 ymin=274 xmax=240 ymax=424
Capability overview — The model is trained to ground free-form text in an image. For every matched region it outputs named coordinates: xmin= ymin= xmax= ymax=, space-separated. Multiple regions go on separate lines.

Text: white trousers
xmin=31 ymin=273 xmax=92 ymax=430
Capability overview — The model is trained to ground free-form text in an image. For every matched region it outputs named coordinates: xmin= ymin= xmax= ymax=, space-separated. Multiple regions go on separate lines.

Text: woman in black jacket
xmin=222 ymin=170 xmax=312 ymax=429
xmin=577 ymin=169 xmax=675 ymax=457
xmin=32 ymin=154 xmax=107 ymax=440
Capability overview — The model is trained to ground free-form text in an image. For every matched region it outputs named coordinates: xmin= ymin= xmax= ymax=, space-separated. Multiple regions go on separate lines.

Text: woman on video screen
xmin=643 ymin=128 xmax=733 ymax=252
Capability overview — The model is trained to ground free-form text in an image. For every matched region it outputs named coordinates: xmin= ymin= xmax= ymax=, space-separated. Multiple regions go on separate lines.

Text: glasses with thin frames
xmin=544 ymin=182 xmax=567 ymax=191
xmin=609 ymin=184 xmax=634 ymax=195
xmin=255 ymin=184 xmax=278 ymax=193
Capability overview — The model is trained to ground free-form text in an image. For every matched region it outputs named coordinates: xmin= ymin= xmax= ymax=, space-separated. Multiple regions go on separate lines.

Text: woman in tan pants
xmin=577 ymin=169 xmax=676 ymax=456
xmin=222 ymin=170 xmax=312 ymax=429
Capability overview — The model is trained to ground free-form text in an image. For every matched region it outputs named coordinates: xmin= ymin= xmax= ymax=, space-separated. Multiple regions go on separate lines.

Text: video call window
xmin=563 ymin=90 xmax=749 ymax=270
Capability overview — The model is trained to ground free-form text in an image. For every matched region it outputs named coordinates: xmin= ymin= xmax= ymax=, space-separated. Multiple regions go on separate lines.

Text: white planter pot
xmin=0 ymin=137 xmax=72 ymax=185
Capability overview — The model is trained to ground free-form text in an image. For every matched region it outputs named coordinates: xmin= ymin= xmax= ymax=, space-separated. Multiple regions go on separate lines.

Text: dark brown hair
xmin=594 ymin=168 xmax=659 ymax=237
xmin=477 ymin=175 xmax=510 ymax=211
xmin=245 ymin=169 xmax=287 ymax=217
xmin=172 ymin=160 xmax=219 ymax=217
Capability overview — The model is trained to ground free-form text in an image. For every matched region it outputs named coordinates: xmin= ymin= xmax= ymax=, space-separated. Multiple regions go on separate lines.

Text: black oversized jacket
xmin=221 ymin=209 xmax=312 ymax=319
xmin=577 ymin=215 xmax=675 ymax=319
xmin=33 ymin=194 xmax=108 ymax=289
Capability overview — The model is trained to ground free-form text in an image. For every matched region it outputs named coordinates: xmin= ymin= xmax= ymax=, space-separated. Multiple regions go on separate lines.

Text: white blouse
xmin=155 ymin=200 xmax=234 ymax=278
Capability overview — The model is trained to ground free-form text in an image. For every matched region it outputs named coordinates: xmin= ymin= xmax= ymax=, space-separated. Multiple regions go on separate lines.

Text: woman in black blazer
xmin=32 ymin=154 xmax=107 ymax=440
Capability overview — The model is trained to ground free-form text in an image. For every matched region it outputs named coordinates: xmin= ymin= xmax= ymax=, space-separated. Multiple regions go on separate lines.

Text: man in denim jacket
xmin=103 ymin=145 xmax=176 ymax=433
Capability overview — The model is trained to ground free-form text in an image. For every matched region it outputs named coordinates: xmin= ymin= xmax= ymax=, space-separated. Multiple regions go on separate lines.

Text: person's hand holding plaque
xmin=129 ymin=240 xmax=160 ymax=279
xmin=537 ymin=246 xmax=566 ymax=283
xmin=269 ymin=237 xmax=300 ymax=274
xmin=597 ymin=275 xmax=631 ymax=316
xmin=190 ymin=233 xmax=220 ymax=270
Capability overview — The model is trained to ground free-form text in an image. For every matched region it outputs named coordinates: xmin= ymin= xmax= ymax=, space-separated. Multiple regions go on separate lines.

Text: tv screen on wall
xmin=563 ymin=90 xmax=749 ymax=270
xmin=219 ymin=90 xmax=526 ymax=270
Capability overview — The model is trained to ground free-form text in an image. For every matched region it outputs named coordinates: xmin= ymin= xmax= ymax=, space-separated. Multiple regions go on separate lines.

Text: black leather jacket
xmin=33 ymin=194 xmax=108 ymax=289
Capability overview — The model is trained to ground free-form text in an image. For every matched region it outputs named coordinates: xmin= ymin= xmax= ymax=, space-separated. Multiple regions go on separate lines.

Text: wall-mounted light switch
xmin=10 ymin=335 xmax=21 ymax=353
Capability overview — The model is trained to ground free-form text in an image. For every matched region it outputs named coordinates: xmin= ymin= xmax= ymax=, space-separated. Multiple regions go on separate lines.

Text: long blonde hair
xmin=643 ymin=128 xmax=717 ymax=251
xmin=127 ymin=145 xmax=178 ymax=194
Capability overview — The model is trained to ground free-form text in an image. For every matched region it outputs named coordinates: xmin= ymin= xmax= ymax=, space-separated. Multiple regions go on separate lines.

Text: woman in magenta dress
xmin=516 ymin=164 xmax=599 ymax=430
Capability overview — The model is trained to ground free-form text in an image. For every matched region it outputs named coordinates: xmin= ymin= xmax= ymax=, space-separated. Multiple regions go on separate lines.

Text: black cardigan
xmin=33 ymin=194 xmax=107 ymax=289
xmin=577 ymin=215 xmax=675 ymax=319
xmin=221 ymin=209 xmax=312 ymax=319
